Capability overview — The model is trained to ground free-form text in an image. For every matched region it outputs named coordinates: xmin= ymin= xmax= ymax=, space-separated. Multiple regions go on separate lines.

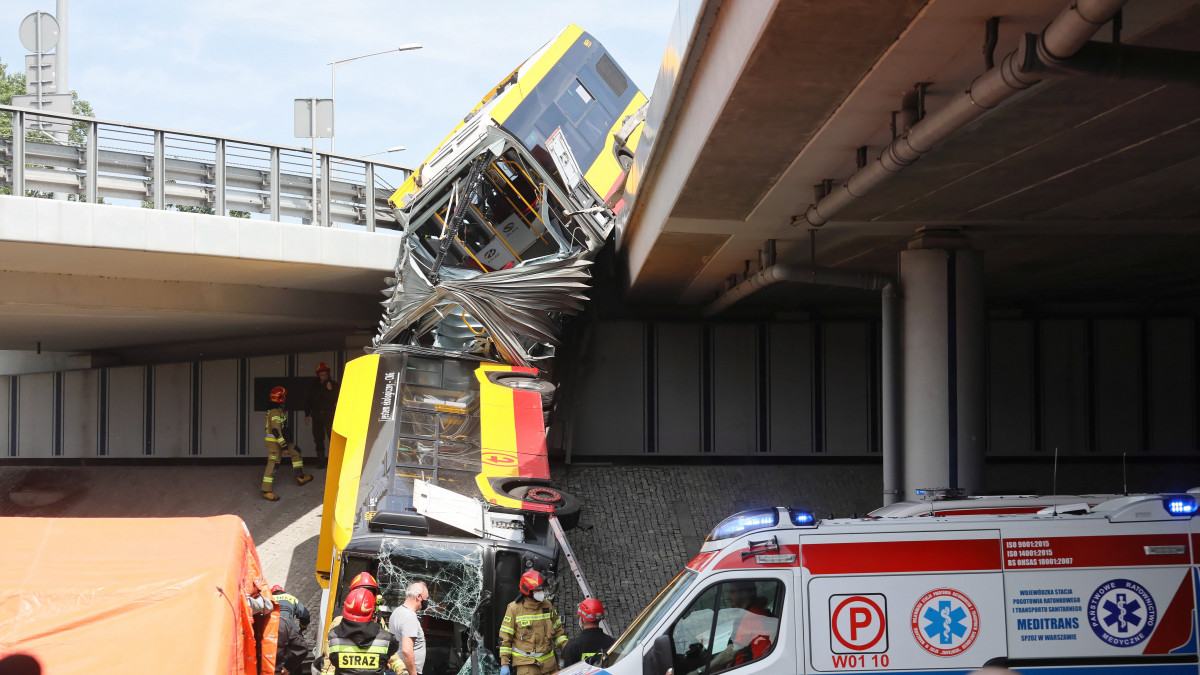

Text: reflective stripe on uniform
xmin=516 ymin=612 xmax=552 ymax=625
xmin=498 ymin=647 xmax=513 ymax=654
xmin=265 ymin=436 xmax=286 ymax=444
xmin=262 ymin=477 xmax=274 ymax=483
xmin=555 ymin=635 xmax=568 ymax=647
xmin=499 ymin=625 xmax=515 ymax=635
xmin=291 ymin=459 xmax=303 ymax=468
xmin=270 ymin=415 xmax=286 ymax=423
xmin=512 ymin=648 xmax=553 ymax=662
xmin=328 ymin=644 xmax=390 ymax=655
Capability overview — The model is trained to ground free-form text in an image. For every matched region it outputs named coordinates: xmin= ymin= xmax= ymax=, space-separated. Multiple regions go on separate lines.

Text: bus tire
xmin=505 ymin=483 xmax=582 ymax=530
xmin=487 ymin=371 xmax=556 ymax=408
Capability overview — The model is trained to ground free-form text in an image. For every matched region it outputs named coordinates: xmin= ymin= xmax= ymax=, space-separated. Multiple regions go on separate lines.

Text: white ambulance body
xmin=563 ymin=492 xmax=1200 ymax=675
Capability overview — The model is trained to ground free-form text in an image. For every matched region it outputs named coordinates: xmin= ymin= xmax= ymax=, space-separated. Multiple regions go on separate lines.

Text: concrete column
xmin=899 ymin=230 xmax=985 ymax=498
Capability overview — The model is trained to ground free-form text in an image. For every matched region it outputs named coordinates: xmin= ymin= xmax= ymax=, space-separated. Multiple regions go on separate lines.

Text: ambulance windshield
xmin=604 ymin=570 xmax=698 ymax=666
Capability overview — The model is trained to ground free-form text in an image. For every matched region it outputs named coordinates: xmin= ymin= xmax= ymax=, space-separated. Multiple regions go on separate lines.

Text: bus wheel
xmin=487 ymin=371 xmax=556 ymax=408
xmin=507 ymin=484 xmax=582 ymax=530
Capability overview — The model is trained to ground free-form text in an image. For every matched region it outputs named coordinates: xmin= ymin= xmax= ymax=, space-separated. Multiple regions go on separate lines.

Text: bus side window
xmin=669 ymin=580 xmax=784 ymax=675
xmin=556 ymin=79 xmax=595 ymax=124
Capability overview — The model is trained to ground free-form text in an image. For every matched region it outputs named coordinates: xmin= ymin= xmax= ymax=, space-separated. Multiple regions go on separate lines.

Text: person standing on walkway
xmin=263 ymin=385 xmax=312 ymax=501
xmin=499 ymin=570 xmax=566 ymax=675
xmin=559 ymin=598 xmax=613 ymax=668
xmin=387 ymin=581 xmax=430 ymax=675
xmin=305 ymin=362 xmax=339 ymax=467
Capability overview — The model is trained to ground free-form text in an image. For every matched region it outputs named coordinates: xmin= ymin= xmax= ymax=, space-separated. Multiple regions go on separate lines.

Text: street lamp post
xmin=363 ymin=145 xmax=405 ymax=157
xmin=329 ymin=43 xmax=421 ymax=153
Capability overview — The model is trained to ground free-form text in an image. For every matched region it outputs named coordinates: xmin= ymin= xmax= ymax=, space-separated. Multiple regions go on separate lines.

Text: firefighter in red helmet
xmin=262 ymin=385 xmax=312 ymax=501
xmin=318 ymin=587 xmax=400 ymax=674
xmin=305 ymin=362 xmax=340 ymax=468
xmin=559 ymin=597 xmax=613 ymax=668
xmin=499 ymin=570 xmax=566 ymax=675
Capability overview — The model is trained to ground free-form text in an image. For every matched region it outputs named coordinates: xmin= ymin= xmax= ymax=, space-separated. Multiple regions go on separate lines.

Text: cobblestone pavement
xmin=550 ymin=463 xmax=880 ymax=639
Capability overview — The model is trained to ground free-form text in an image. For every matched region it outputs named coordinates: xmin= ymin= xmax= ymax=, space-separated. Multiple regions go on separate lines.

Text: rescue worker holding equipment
xmin=262 ymin=386 xmax=312 ymax=501
xmin=499 ymin=570 xmax=567 ymax=675
xmin=559 ymin=598 xmax=613 ymax=668
xmin=319 ymin=587 xmax=401 ymax=675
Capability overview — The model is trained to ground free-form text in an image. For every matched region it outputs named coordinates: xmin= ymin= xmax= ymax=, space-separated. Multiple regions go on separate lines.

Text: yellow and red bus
xmin=315 ymin=25 xmax=645 ymax=674
xmin=391 ymin=23 xmax=647 ymax=214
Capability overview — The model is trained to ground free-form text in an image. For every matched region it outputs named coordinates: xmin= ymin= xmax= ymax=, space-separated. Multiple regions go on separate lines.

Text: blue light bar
xmin=790 ymin=509 xmax=815 ymax=526
xmin=1164 ymin=495 xmax=1198 ymax=515
xmin=709 ymin=509 xmax=779 ymax=541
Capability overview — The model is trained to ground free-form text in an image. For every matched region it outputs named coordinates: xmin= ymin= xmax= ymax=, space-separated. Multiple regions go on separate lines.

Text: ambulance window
xmin=668 ymin=580 xmax=783 ymax=675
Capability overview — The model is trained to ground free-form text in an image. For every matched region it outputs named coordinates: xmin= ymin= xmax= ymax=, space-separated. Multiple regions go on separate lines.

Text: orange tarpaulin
xmin=0 ymin=515 xmax=278 ymax=675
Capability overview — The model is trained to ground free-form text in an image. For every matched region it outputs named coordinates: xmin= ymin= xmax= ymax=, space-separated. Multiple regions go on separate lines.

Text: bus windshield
xmin=604 ymin=570 xmax=698 ymax=666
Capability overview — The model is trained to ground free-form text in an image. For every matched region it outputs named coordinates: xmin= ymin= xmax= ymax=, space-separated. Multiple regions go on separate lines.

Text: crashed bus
xmin=314 ymin=24 xmax=645 ymax=675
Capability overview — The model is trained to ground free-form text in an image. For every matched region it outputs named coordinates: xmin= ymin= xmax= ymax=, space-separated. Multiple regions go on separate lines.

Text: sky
xmin=0 ymin=0 xmax=679 ymax=167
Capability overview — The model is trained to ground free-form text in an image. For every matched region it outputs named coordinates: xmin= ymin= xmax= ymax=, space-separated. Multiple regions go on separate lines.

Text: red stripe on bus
xmin=1001 ymin=534 xmax=1190 ymax=569
xmin=802 ymin=539 xmax=1002 ymax=575
xmin=512 ymin=388 xmax=549 ymax=479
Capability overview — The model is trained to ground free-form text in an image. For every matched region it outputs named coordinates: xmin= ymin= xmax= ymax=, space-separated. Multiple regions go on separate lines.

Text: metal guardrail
xmin=0 ymin=104 xmax=413 ymax=231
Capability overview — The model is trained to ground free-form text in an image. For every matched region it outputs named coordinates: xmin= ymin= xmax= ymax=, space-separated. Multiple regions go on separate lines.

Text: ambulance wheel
xmin=506 ymin=483 xmax=581 ymax=530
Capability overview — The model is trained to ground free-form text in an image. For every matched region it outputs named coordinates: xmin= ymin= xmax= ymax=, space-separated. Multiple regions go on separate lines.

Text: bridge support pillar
xmin=899 ymin=229 xmax=985 ymax=499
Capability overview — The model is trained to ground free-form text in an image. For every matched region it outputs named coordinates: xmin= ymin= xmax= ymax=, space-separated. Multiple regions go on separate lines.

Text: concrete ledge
xmin=0 ymin=195 xmax=402 ymax=270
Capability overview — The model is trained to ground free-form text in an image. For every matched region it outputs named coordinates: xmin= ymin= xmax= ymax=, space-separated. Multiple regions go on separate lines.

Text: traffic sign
xmin=25 ymin=54 xmax=57 ymax=95
xmin=830 ymin=593 xmax=888 ymax=654
xmin=10 ymin=93 xmax=73 ymax=134
xmin=19 ymin=11 xmax=59 ymax=53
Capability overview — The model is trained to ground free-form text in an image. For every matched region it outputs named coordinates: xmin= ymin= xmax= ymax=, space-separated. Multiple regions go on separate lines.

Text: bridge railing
xmin=0 ymin=104 xmax=413 ymax=231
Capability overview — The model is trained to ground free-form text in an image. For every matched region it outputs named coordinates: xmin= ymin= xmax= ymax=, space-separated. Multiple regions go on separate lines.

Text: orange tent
xmin=0 ymin=515 xmax=278 ymax=675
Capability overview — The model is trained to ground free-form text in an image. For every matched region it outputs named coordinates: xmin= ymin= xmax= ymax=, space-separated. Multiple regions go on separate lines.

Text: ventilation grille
xmin=596 ymin=54 xmax=628 ymax=97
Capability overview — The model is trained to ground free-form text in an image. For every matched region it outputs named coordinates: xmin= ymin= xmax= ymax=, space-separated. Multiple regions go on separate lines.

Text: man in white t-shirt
xmin=388 ymin=581 xmax=429 ymax=675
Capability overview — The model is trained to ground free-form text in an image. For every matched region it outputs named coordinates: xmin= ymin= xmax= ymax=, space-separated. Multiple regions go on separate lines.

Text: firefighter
xmin=262 ymin=386 xmax=312 ymax=501
xmin=558 ymin=598 xmax=613 ymax=668
xmin=499 ymin=570 xmax=566 ymax=675
xmin=271 ymin=584 xmax=311 ymax=632
xmin=305 ymin=362 xmax=339 ymax=467
xmin=319 ymin=587 xmax=401 ymax=675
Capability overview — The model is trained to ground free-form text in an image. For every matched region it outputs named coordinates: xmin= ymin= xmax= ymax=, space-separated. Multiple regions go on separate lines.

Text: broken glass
xmin=375 ymin=539 xmax=499 ymax=675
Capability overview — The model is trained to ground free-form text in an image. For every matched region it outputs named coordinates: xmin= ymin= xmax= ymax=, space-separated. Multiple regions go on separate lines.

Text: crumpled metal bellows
xmin=372 ymin=125 xmax=612 ymax=366
xmin=376 ymin=253 xmax=593 ymax=367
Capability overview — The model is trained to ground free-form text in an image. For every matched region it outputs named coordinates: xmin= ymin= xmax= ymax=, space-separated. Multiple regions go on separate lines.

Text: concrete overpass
xmin=560 ymin=0 xmax=1200 ymax=501
xmin=0 ymin=196 xmax=400 ymax=366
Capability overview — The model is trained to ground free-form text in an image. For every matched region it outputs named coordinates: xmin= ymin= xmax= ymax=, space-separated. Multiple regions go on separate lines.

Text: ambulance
xmin=563 ymin=491 xmax=1200 ymax=675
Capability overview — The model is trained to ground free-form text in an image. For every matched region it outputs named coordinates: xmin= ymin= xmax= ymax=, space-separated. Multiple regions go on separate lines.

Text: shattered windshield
xmin=343 ymin=540 xmax=501 ymax=675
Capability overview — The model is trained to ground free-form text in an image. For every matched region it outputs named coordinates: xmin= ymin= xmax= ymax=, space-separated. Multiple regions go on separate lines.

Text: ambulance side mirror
xmin=643 ymin=634 xmax=674 ymax=675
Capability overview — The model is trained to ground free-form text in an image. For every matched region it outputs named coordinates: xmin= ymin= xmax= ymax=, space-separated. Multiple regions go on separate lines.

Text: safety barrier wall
xmin=0 ymin=104 xmax=411 ymax=231
xmin=0 ymin=350 xmax=353 ymax=459
xmin=568 ymin=317 xmax=1200 ymax=458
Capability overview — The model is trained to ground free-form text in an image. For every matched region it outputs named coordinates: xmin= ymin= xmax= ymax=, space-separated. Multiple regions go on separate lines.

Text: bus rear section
xmin=315 ymin=347 xmax=580 ymax=674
